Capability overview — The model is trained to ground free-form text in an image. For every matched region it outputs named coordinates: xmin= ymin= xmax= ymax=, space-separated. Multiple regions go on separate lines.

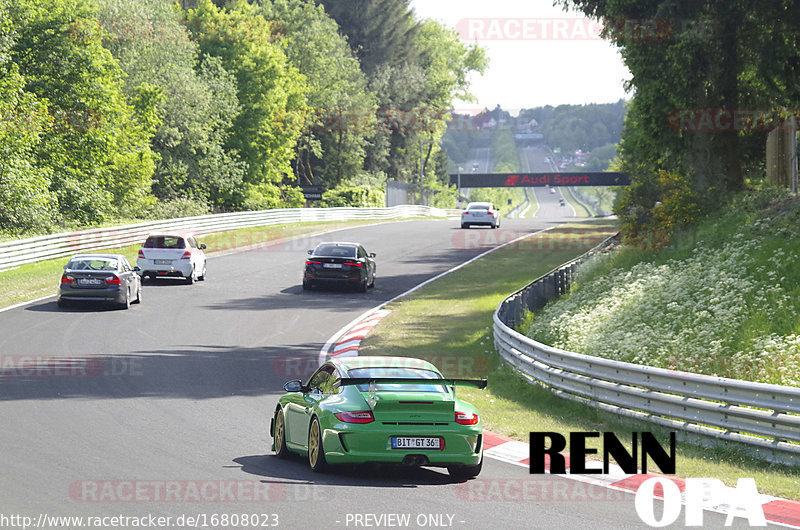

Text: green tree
xmin=9 ymin=0 xmax=156 ymax=224
xmin=320 ymin=0 xmax=420 ymax=76
xmin=564 ymin=0 xmax=799 ymax=194
xmin=99 ymin=0 xmax=245 ymax=210
xmin=0 ymin=0 xmax=57 ymax=233
xmin=261 ymin=0 xmax=377 ymax=189
xmin=186 ymin=0 xmax=309 ymax=196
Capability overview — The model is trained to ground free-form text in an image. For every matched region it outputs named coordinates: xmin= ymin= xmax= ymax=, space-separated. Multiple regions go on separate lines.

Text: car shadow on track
xmin=233 ymin=454 xmax=463 ymax=487
xmin=0 ymin=344 xmax=323 ymax=401
xmin=25 ymin=301 xmax=123 ymax=313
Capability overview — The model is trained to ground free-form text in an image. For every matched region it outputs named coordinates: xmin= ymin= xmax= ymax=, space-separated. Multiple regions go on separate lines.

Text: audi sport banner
xmin=449 ymin=172 xmax=630 ymax=188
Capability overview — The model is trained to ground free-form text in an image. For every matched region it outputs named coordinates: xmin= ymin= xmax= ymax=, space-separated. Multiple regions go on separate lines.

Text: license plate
xmin=77 ymin=278 xmax=102 ymax=286
xmin=391 ymin=437 xmax=442 ymax=450
xmin=323 ymin=263 xmax=342 ymax=269
xmin=155 ymin=259 xmax=172 ymax=265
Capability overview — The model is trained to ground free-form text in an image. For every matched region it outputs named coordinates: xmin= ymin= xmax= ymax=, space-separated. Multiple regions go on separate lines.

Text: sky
xmin=409 ymin=0 xmax=632 ymax=113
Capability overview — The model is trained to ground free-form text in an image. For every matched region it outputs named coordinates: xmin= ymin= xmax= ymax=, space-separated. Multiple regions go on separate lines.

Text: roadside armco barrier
xmin=0 ymin=205 xmax=459 ymax=272
xmin=494 ymin=234 xmax=800 ymax=466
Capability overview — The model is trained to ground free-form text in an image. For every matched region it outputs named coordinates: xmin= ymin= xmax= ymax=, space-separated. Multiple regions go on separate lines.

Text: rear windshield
xmin=143 ymin=236 xmax=186 ymax=249
xmin=68 ymin=258 xmax=118 ymax=271
xmin=313 ymin=245 xmax=356 ymax=258
xmin=347 ymin=367 xmax=446 ymax=393
xmin=467 ymin=205 xmax=490 ymax=211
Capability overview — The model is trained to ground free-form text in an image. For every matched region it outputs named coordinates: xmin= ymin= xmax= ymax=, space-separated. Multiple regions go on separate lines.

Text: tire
xmin=308 ymin=417 xmax=328 ymax=472
xmin=358 ymin=277 xmax=368 ymax=293
xmin=368 ymin=271 xmax=375 ymax=288
xmin=57 ymin=298 xmax=68 ymax=309
xmin=197 ymin=262 xmax=206 ymax=281
xmin=133 ymin=282 xmax=142 ymax=304
xmin=461 ymin=224 xmax=469 ymax=229
xmin=185 ymin=267 xmax=195 ymax=285
xmin=119 ymin=287 xmax=131 ymax=310
xmin=447 ymin=454 xmax=483 ymax=480
xmin=273 ymin=409 xmax=289 ymax=459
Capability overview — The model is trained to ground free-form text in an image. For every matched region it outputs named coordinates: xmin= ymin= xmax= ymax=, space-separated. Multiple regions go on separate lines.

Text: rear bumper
xmin=304 ymin=270 xmax=363 ymax=285
xmin=461 ymin=217 xmax=496 ymax=226
xmin=137 ymin=259 xmax=192 ymax=278
xmin=320 ymin=423 xmax=483 ymax=466
xmin=58 ymin=286 xmax=124 ymax=303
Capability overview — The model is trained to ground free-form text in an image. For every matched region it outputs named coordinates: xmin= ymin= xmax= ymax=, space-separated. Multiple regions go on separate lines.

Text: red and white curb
xmin=481 ymin=431 xmax=800 ymax=527
xmin=321 ymin=312 xmax=800 ymax=528
xmin=327 ymin=309 xmax=392 ymax=359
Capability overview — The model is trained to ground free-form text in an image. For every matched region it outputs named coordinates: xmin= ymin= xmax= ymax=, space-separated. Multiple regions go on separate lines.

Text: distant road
xmin=520 ymin=145 xmax=578 ymax=218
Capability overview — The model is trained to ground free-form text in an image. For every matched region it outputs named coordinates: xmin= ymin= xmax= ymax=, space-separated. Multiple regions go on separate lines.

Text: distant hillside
xmin=443 ymin=101 xmax=626 ymax=171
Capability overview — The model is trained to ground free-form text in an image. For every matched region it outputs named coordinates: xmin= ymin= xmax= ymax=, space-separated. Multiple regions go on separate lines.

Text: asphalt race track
xmin=0 ymin=216 xmax=756 ymax=529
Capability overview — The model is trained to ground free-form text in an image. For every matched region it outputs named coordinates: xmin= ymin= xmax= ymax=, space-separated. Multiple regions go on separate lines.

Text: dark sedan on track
xmin=303 ymin=242 xmax=376 ymax=292
xmin=58 ymin=253 xmax=142 ymax=309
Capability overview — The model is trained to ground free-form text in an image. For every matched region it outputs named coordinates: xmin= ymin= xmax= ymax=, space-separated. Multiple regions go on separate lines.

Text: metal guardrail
xmin=493 ymin=235 xmax=800 ymax=465
xmin=0 ymin=205 xmax=460 ymax=272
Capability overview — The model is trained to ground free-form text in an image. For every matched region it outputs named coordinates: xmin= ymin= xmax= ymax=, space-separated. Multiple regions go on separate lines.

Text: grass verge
xmin=562 ymin=187 xmax=593 ymax=217
xmin=359 ymin=219 xmax=800 ymax=500
xmin=0 ymin=219 xmax=406 ymax=310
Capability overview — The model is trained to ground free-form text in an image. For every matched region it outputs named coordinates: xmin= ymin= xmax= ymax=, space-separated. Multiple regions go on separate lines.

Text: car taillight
xmin=335 ymin=411 xmax=375 ymax=424
xmin=105 ymin=276 xmax=121 ymax=285
xmin=487 ymin=211 xmax=494 ymax=216
xmin=455 ymin=411 xmax=479 ymax=425
xmin=344 ymin=261 xmax=362 ymax=267
xmin=60 ymin=274 xmax=74 ymax=284
xmin=306 ymin=260 xmax=321 ymax=265
xmin=137 ymin=249 xmax=144 ymax=259
xmin=180 ymin=251 xmax=191 ymax=260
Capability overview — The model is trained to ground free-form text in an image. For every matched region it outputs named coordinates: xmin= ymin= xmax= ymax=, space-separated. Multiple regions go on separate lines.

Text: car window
xmin=68 ymin=258 xmax=118 ymax=271
xmin=313 ymin=244 xmax=356 ymax=258
xmin=357 ymin=246 xmax=367 ymax=259
xmin=346 ymin=367 xmax=447 ymax=393
xmin=120 ymin=258 xmax=131 ymax=272
xmin=144 ymin=236 xmax=186 ymax=249
xmin=307 ymin=364 xmax=339 ymax=395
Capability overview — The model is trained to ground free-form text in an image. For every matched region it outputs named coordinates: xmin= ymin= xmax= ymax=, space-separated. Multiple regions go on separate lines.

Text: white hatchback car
xmin=461 ymin=202 xmax=500 ymax=229
xmin=136 ymin=233 xmax=207 ymax=284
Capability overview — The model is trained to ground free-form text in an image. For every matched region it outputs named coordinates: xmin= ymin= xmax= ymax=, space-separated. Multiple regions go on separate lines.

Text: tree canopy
xmin=0 ymin=0 xmax=487 ymax=235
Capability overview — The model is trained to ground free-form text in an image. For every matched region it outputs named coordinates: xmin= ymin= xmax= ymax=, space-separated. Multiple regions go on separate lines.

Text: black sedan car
xmin=58 ymin=253 xmax=142 ymax=309
xmin=303 ymin=242 xmax=376 ymax=292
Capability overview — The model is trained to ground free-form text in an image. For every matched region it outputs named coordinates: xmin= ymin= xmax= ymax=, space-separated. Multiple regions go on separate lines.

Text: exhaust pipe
xmin=401 ymin=454 xmax=430 ymax=466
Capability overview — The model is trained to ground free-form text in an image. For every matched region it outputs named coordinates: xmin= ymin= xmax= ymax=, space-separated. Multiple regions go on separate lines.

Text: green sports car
xmin=270 ymin=356 xmax=486 ymax=479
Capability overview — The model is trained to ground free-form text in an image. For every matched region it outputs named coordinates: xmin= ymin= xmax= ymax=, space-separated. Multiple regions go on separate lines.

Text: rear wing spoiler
xmin=336 ymin=377 xmax=487 ymax=390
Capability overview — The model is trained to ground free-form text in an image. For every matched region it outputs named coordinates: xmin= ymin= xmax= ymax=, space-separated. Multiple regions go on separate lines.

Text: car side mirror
xmin=369 ymin=253 xmax=376 ymax=258
xmin=200 ymin=243 xmax=207 ymax=250
xmin=307 ymin=250 xmax=313 ymax=255
xmin=133 ymin=266 xmax=141 ymax=272
xmin=284 ymin=379 xmax=304 ymax=393
xmin=63 ymin=265 xmax=67 ymax=270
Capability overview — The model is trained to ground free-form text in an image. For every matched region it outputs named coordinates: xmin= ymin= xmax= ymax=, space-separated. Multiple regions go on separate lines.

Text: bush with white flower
xmin=526 ymin=192 xmax=800 ymax=386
